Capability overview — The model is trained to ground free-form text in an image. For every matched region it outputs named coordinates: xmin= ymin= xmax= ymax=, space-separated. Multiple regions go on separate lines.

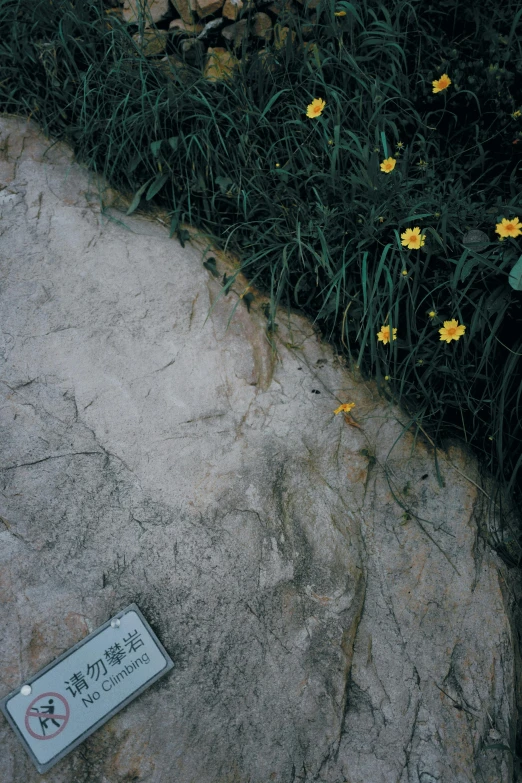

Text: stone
xmin=253 ymin=11 xmax=272 ymax=38
xmin=132 ymin=28 xmax=169 ymax=55
xmin=196 ymin=17 xmax=225 ymax=38
xmin=267 ymin=0 xmax=295 ymax=13
xmin=255 ymin=47 xmax=278 ymax=72
xmin=222 ymin=0 xmax=243 ymax=19
xmin=221 ymin=19 xmax=248 ymax=47
xmin=194 ymin=0 xmax=225 ymax=18
xmin=0 ymin=114 xmax=521 ymax=783
xmin=462 ymin=229 xmax=490 ymax=250
xmin=122 ymin=0 xmax=171 ymax=24
xmin=169 ymin=18 xmax=204 ymax=34
xmin=180 ymin=37 xmax=204 ymax=53
xmin=273 ymin=23 xmax=296 ymax=49
xmin=131 ymin=28 xmax=169 ymax=55
xmin=157 ymin=54 xmax=194 ymax=83
xmin=179 ymin=38 xmax=205 ymax=66
xmin=171 ymin=0 xmax=197 ymax=26
xmin=204 ymin=46 xmax=239 ymax=81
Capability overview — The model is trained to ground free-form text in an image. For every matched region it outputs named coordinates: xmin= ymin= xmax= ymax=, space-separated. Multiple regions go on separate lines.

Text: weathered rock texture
xmin=0 ymin=115 xmax=521 ymax=782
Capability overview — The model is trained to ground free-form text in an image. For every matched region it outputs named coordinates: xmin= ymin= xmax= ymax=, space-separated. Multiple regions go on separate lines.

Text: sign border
xmin=0 ymin=603 xmax=174 ymax=774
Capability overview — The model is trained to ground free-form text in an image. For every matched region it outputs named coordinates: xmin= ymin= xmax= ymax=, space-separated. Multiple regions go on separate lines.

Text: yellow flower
xmin=428 ymin=310 xmax=437 ymax=318
xmin=439 ymin=319 xmax=466 ymax=343
xmin=380 ymin=157 xmax=396 ymax=173
xmin=401 ymin=269 xmax=408 ymax=276
xmin=384 ymin=375 xmax=390 ymax=380
xmin=400 ymin=226 xmax=426 ymax=250
xmin=495 ymin=216 xmax=522 ymax=238
xmin=333 ymin=402 xmax=356 ymax=414
xmin=512 ymin=110 xmax=522 ymax=119
xmin=378 ymin=216 xmax=385 ymax=222
xmin=417 ymin=159 xmax=427 ymax=167
xmin=275 ymin=163 xmax=280 ymax=167
xmin=377 ymin=325 xmax=398 ymax=344
xmin=306 ymin=98 xmax=326 ymax=119
xmin=328 ymin=138 xmax=334 ymax=145
xmin=396 ymin=141 xmax=404 ymax=148
xmin=334 ymin=10 xmax=346 ymax=16
xmin=432 ymin=73 xmax=452 ymax=93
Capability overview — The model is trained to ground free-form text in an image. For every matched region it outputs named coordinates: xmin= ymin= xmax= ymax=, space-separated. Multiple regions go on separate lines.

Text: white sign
xmin=0 ymin=604 xmax=173 ymax=773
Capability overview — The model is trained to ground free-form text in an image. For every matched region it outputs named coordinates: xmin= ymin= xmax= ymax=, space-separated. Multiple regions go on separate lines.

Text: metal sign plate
xmin=0 ymin=604 xmax=173 ymax=774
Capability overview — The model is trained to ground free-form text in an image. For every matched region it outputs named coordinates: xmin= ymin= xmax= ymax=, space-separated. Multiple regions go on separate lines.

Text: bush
xmin=1 ymin=0 xmax=522 ymax=564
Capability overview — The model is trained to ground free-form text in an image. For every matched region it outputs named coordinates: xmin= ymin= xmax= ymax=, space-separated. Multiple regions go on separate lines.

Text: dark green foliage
xmin=1 ymin=0 xmax=522 ymax=565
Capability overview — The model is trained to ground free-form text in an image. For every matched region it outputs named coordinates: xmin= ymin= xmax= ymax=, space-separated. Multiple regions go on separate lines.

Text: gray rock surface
xmin=0 ymin=114 xmax=520 ymax=782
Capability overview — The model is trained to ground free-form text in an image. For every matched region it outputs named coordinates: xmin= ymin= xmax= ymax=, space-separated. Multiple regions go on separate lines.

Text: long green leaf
xmin=380 ymin=131 xmax=388 ymax=159
xmin=146 ymin=172 xmax=169 ymax=201
xmin=508 ymin=255 xmax=522 ymax=290
xmin=258 ymin=89 xmax=290 ymax=122
xmin=126 ymin=177 xmax=155 ymax=216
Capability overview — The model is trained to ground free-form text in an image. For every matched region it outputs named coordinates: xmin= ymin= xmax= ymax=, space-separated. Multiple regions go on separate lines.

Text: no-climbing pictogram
xmin=24 ymin=692 xmax=70 ymax=740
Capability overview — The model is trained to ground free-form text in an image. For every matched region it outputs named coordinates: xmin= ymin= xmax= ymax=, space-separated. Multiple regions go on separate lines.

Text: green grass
xmin=1 ymin=0 xmax=522 ymax=570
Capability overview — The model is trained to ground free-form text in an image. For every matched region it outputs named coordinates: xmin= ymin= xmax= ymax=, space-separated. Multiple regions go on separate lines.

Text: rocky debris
xmin=196 ymin=17 xmax=225 ymax=39
xmin=256 ymin=46 xmax=277 ymax=71
xmin=1 ymin=113 xmax=522 ymax=783
xmin=273 ymin=22 xmax=296 ymax=48
xmin=171 ymin=0 xmax=197 ymax=25
xmin=104 ymin=0 xmax=321 ymax=80
xmin=252 ymin=11 xmax=272 ymax=38
xmin=204 ymin=45 xmax=239 ymax=79
xmin=222 ymin=0 xmax=243 ymax=20
xmin=157 ymin=53 xmax=195 ymax=82
xmin=171 ymin=36 xmax=203 ymax=66
xmin=194 ymin=0 xmax=225 ymax=18
xmin=131 ymin=27 xmax=169 ymax=54
xmin=222 ymin=18 xmax=248 ymax=46
xmin=169 ymin=18 xmax=204 ymax=35
xmin=123 ymin=0 xmax=171 ymax=23
xmin=267 ymin=0 xmax=296 ymax=13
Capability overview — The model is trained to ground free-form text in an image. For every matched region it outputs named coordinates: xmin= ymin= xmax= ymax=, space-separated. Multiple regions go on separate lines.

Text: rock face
xmin=0 ymin=115 xmax=520 ymax=782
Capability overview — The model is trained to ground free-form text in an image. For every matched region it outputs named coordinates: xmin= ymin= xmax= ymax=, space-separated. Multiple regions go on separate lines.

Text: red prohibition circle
xmin=24 ymin=692 xmax=70 ymax=740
